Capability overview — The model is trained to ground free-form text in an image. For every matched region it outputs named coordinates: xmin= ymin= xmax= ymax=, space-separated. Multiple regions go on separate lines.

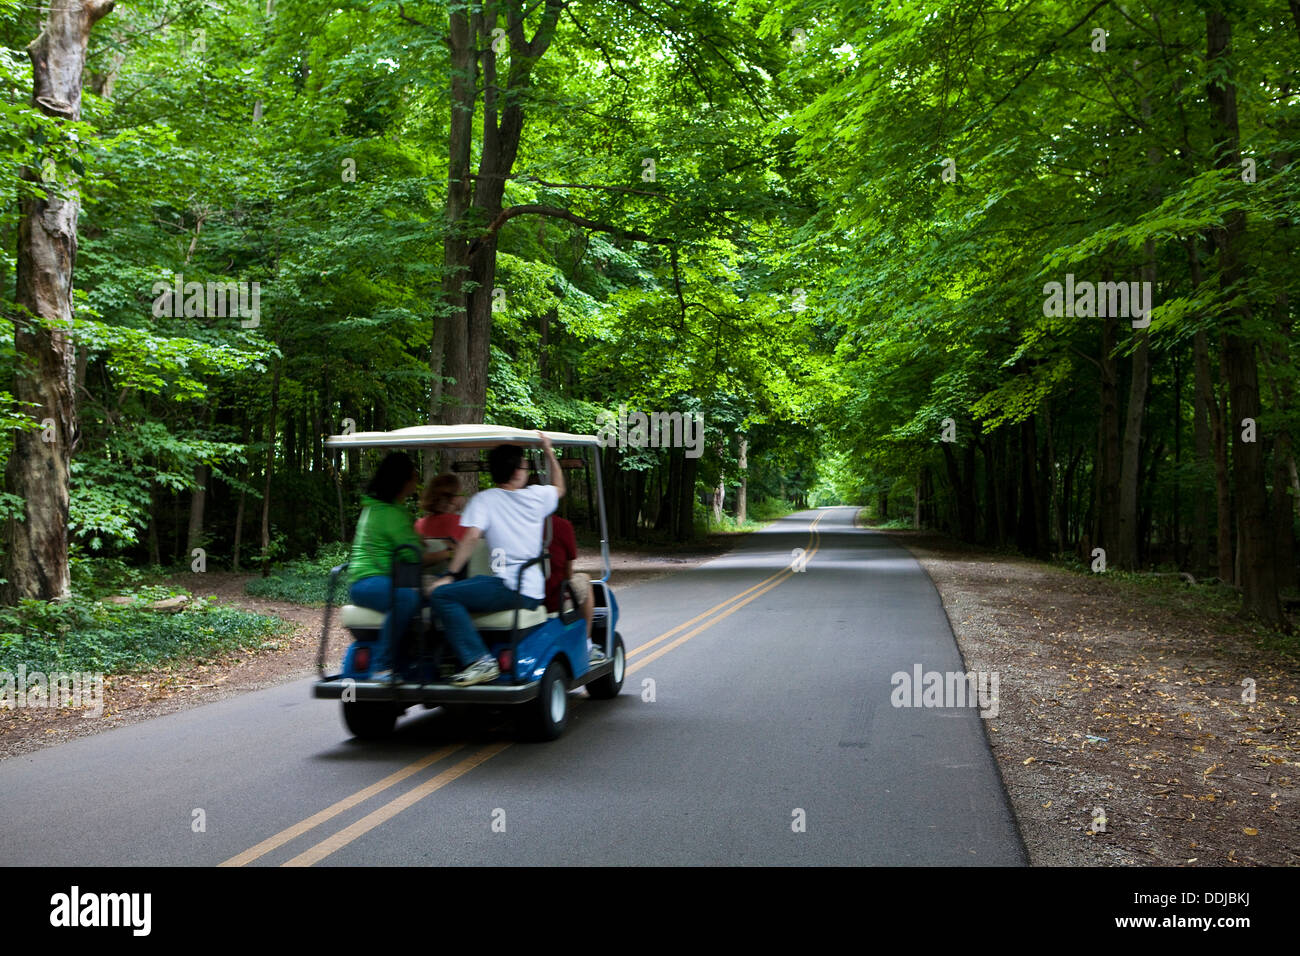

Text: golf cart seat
xmin=338 ymin=603 xmax=550 ymax=629
xmin=339 ymin=605 xmax=434 ymax=629
xmin=337 ymin=538 xmax=549 ymax=631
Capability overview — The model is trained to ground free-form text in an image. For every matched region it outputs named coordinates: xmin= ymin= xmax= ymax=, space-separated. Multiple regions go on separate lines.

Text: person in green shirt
xmin=348 ymin=452 xmax=442 ymax=680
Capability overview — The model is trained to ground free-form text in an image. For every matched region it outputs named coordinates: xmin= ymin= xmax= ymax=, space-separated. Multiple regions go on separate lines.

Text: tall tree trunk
xmin=187 ymin=464 xmax=208 ymax=558
xmin=632 ymin=469 xmax=646 ymax=540
xmin=658 ymin=448 xmax=679 ymax=533
xmin=712 ymin=437 xmax=725 ymax=524
xmin=1207 ymin=6 xmax=1284 ymax=626
xmin=676 ymin=451 xmax=698 ymax=542
xmin=232 ymin=489 xmax=246 ymax=572
xmin=148 ymin=486 xmax=161 ymax=567
xmin=1267 ymin=140 xmax=1296 ymax=591
xmin=1016 ymin=417 xmax=1040 ymax=555
xmin=1173 ymin=348 xmax=1183 ymax=566
xmin=1118 ymin=85 xmax=1162 ymax=569
xmin=313 ymin=383 xmax=325 ymax=474
xmin=1061 ymin=444 xmax=1082 ymax=552
xmin=1213 ymin=343 xmax=1234 ymax=583
xmin=439 ymin=1 xmax=563 ymax=427
xmin=538 ymin=304 xmax=553 ymax=384
xmin=1094 ymin=302 xmax=1122 ymax=560
xmin=284 ymin=407 xmax=296 ymax=474
xmin=982 ymin=433 xmax=1002 ymax=545
xmin=186 ymin=401 xmax=211 ymax=559
xmin=231 ymin=414 xmax=250 ymax=572
xmin=1192 ymin=324 xmax=1214 ymax=577
xmin=942 ymin=441 xmax=977 ymax=541
xmin=1272 ymin=431 xmax=1296 ymax=592
xmin=1 ymin=0 xmax=115 ymax=603
xmin=1268 ymin=296 xmax=1297 ymax=591
xmin=913 ymin=472 xmax=921 ymax=530
xmin=736 ymin=436 xmax=747 ymax=523
xmin=1117 ymin=258 xmax=1154 ymax=570
xmin=260 ymin=359 xmax=282 ymax=576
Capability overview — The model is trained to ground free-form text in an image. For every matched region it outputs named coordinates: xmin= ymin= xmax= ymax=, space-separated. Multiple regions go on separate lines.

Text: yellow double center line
xmin=220 ymin=511 xmax=826 ymax=867
xmin=626 ymin=512 xmax=824 ymax=673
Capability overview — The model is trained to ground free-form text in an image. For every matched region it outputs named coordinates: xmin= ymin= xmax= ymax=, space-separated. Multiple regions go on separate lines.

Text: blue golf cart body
xmin=312 ymin=424 xmax=626 ymax=741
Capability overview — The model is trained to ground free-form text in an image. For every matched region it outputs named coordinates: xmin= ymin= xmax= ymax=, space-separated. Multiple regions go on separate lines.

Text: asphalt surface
xmin=0 ymin=507 xmax=1026 ymax=865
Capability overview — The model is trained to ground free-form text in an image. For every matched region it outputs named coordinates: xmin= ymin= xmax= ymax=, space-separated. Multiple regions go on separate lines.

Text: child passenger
xmin=415 ymin=473 xmax=466 ymax=565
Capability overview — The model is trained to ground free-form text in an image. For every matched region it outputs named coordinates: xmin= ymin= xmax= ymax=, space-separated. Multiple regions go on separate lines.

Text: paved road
xmin=0 ymin=507 xmax=1025 ymax=865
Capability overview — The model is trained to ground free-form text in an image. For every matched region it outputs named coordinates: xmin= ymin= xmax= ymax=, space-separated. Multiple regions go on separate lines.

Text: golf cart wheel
xmin=585 ymin=632 xmax=625 ymax=700
xmin=524 ymin=659 xmax=570 ymax=741
xmin=342 ymin=701 xmax=399 ymax=739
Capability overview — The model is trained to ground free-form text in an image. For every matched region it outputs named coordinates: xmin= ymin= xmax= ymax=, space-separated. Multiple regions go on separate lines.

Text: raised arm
xmin=538 ymin=431 xmax=565 ymax=498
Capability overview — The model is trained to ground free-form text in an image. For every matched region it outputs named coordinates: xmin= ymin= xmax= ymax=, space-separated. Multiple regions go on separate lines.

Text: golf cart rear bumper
xmin=313 ymin=657 xmax=616 ymax=705
xmin=314 ymin=675 xmax=540 ymax=704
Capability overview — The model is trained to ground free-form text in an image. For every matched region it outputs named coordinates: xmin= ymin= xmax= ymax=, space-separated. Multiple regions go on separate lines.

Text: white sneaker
xmin=451 ymin=656 xmax=500 ymax=687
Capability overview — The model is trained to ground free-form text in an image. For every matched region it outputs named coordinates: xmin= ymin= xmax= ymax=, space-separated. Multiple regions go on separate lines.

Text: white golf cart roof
xmin=325 ymin=423 xmax=599 ymax=450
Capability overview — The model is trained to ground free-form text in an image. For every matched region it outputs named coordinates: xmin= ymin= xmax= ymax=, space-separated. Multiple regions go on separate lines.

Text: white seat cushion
xmin=339 ymin=603 xmax=546 ymax=631
xmin=340 ymin=604 xmax=385 ymax=628
xmin=473 ymin=605 xmax=548 ymax=630
xmin=340 ymin=605 xmax=431 ymax=629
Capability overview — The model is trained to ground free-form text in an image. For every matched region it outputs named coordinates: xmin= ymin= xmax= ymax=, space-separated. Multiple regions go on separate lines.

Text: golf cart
xmin=312 ymin=424 xmax=624 ymax=741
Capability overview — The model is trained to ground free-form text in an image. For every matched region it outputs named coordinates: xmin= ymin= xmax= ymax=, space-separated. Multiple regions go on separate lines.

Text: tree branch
xmin=469 ymin=203 xmax=672 ymax=253
xmin=960 ymin=0 xmax=1109 ymax=133
xmin=515 ymin=175 xmax=674 ymax=203
xmin=396 ymin=3 xmax=429 ymax=29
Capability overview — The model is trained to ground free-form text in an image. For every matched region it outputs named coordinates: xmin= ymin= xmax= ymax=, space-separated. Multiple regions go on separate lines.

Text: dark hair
xmin=421 ymin=473 xmax=461 ymax=513
xmin=365 ymin=452 xmax=417 ymax=503
xmin=488 ymin=444 xmax=525 ymax=485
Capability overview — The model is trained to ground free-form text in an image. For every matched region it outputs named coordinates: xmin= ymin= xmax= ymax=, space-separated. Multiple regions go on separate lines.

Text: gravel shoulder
xmin=878 ymin=523 xmax=1300 ymax=867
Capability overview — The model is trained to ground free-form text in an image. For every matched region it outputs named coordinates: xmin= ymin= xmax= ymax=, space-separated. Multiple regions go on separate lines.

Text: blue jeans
xmin=350 ymin=575 xmax=424 ymax=672
xmin=430 ymin=574 xmax=539 ymax=667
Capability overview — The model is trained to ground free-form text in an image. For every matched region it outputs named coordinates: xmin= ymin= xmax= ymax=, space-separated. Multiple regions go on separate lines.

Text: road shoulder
xmin=879 ymin=525 xmax=1299 ymax=867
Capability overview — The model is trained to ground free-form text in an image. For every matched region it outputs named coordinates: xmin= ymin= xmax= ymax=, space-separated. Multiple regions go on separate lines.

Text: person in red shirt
xmin=528 ymin=475 xmax=599 ymax=661
xmin=416 ymin=473 xmax=466 ymax=567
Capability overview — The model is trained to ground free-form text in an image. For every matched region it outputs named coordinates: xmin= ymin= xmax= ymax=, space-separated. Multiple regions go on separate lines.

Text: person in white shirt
xmin=427 ymin=432 xmax=564 ymax=686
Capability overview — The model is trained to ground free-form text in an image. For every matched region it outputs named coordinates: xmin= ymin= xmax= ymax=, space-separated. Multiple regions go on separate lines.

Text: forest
xmin=1 ymin=0 xmax=1296 ymax=630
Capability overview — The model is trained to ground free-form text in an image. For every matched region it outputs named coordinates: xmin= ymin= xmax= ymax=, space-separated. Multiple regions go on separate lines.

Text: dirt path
xmin=881 ymin=526 xmax=1300 ymax=867
xmin=0 ymin=537 xmax=740 ymax=761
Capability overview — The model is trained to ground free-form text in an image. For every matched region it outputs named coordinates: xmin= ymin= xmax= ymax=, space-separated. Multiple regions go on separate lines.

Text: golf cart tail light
xmin=498 ymin=650 xmax=513 ymax=672
xmin=355 ymin=647 xmax=371 ymax=671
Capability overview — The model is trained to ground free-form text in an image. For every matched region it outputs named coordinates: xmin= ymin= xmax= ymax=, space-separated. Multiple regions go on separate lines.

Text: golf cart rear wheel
xmin=342 ymin=701 xmax=399 ymax=739
xmin=585 ymin=632 xmax=625 ymax=699
xmin=524 ymin=659 xmax=569 ymax=741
